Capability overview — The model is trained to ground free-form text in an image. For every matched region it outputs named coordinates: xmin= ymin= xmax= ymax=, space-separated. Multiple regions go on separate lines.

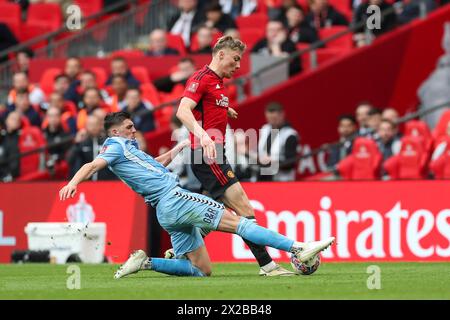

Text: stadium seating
xmin=383 ymin=136 xmax=428 ymax=179
xmin=111 ymin=49 xmax=145 ymax=59
xmin=236 ymin=13 xmax=268 ymax=30
xmin=337 ymin=137 xmax=382 ymax=180
xmin=319 ymin=26 xmax=353 ymax=50
xmin=429 ymin=136 xmax=450 ymax=179
xmin=404 ymin=120 xmax=433 ymax=151
xmin=190 ymin=31 xmax=223 ymax=53
xmin=131 ymin=66 xmax=151 ymax=84
xmin=140 ymin=83 xmax=161 ymax=106
xmin=166 ymin=34 xmax=188 ymax=55
xmin=26 ymin=3 xmax=63 ymax=32
xmin=239 ymin=28 xmax=265 ymax=51
xmin=90 ymin=67 xmax=108 ymax=88
xmin=18 ymin=126 xmax=46 ymax=176
xmin=39 ymin=68 xmax=63 ymax=96
xmin=74 ymin=0 xmax=103 ymax=18
xmin=0 ymin=2 xmax=21 ymax=38
xmin=433 ymin=109 xmax=450 ymax=141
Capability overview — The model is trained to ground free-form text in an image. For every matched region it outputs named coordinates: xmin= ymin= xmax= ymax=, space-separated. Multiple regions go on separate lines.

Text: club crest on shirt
xmin=100 ymin=145 xmax=108 ymax=154
xmin=227 ymin=170 xmax=235 ymax=178
xmin=188 ymin=81 xmax=199 ymax=93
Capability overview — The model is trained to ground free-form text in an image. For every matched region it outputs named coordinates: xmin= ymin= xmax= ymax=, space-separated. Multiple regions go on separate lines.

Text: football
xmin=290 ymin=253 xmax=321 ymax=275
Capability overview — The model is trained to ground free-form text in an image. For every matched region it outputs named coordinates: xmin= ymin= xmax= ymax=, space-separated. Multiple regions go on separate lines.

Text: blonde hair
xmin=212 ymin=36 xmax=246 ymax=55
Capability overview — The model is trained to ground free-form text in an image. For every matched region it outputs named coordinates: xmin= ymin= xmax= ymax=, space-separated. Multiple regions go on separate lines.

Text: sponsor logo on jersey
xmin=216 ymin=94 xmax=229 ymax=107
xmin=216 ymin=84 xmax=220 ymax=89
xmin=100 ymin=146 xmax=108 ymax=154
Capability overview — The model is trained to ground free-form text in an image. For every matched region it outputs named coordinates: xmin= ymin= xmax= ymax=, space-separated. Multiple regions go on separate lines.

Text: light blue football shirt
xmin=96 ymin=136 xmax=179 ymax=207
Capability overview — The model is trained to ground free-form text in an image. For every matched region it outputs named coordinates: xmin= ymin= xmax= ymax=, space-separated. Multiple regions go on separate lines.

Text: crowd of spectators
xmin=0 ymin=0 xmax=448 ymax=183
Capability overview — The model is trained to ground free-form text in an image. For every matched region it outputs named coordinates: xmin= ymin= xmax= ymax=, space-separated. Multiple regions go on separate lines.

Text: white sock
xmin=261 ymin=261 xmax=277 ymax=272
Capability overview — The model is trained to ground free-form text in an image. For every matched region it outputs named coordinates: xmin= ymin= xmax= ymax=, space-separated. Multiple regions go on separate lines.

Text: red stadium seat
xmin=18 ymin=24 xmax=51 ymax=50
xmin=140 ymin=83 xmax=161 ymax=106
xmin=26 ymin=3 xmax=63 ymax=31
xmin=236 ymin=13 xmax=268 ymax=30
xmin=319 ymin=26 xmax=353 ymax=50
xmin=90 ymin=67 xmax=107 ymax=89
xmin=433 ymin=109 xmax=450 ymax=141
xmin=154 ymin=105 xmax=174 ymax=129
xmin=404 ymin=120 xmax=433 ymax=151
xmin=429 ymin=136 xmax=450 ymax=179
xmin=111 ymin=49 xmax=145 ymax=59
xmin=0 ymin=2 xmax=21 ymax=32
xmin=18 ymin=126 xmax=46 ymax=176
xmin=383 ymin=136 xmax=428 ymax=179
xmin=74 ymin=0 xmax=103 ymax=18
xmin=190 ymin=31 xmax=222 ymax=52
xmin=239 ymin=28 xmax=265 ymax=51
xmin=337 ymin=137 xmax=382 ymax=180
xmin=39 ymin=68 xmax=63 ymax=96
xmin=131 ymin=66 xmax=151 ymax=84
xmin=166 ymin=33 xmax=188 ymax=56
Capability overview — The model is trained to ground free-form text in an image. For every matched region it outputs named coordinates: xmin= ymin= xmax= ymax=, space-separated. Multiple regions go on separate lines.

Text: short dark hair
xmin=205 ymin=2 xmax=222 ymax=12
xmin=339 ymin=114 xmax=356 ymax=124
xmin=17 ymin=48 xmax=34 ymax=59
xmin=380 ymin=118 xmax=397 ymax=129
xmin=104 ymin=111 xmax=131 ymax=134
xmin=265 ymin=102 xmax=284 ymax=113
xmin=179 ymin=57 xmax=195 ymax=65
xmin=368 ymin=107 xmax=382 ymax=116
xmin=54 ymin=74 xmax=69 ymax=82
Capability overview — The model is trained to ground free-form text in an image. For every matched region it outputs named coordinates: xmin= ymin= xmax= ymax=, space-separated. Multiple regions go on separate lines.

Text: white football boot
xmin=114 ymin=250 xmax=148 ymax=279
xmin=259 ymin=264 xmax=296 ymax=276
xmin=294 ymin=237 xmax=335 ymax=262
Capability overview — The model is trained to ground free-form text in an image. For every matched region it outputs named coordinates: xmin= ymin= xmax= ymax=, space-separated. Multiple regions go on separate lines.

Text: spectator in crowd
xmin=234 ymin=130 xmax=258 ymax=182
xmin=355 ymin=101 xmax=373 ymax=137
xmin=15 ymin=48 xmax=34 ymax=74
xmin=204 ymin=2 xmax=237 ymax=33
xmin=268 ymin=0 xmax=298 ymax=21
xmin=146 ymin=29 xmax=180 ymax=57
xmin=123 ymin=87 xmax=156 ymax=133
xmin=0 ymin=111 xmax=21 ymax=181
xmin=284 ymin=4 xmax=319 ymax=44
xmin=6 ymin=90 xmax=41 ymax=127
xmin=367 ymin=107 xmax=383 ymax=139
xmin=42 ymin=106 xmax=72 ymax=166
xmin=191 ymin=25 xmax=214 ymax=54
xmin=326 ymin=114 xmax=357 ymax=169
xmin=219 ymin=0 xmax=258 ymax=19
xmin=153 ymin=57 xmax=196 ymax=93
xmin=64 ymin=57 xmax=83 ymax=84
xmin=105 ymin=57 xmax=140 ymax=87
xmin=252 ymin=20 xmax=302 ymax=76
xmin=353 ymin=0 xmax=397 ymax=47
xmin=77 ymin=88 xmax=106 ymax=130
xmin=65 ymin=70 xmax=99 ymax=107
xmin=106 ymin=75 xmax=129 ymax=112
xmin=53 ymin=74 xmax=71 ymax=97
xmin=8 ymin=71 xmax=45 ymax=106
xmin=396 ymin=0 xmax=437 ymax=25
xmin=168 ymin=0 xmax=206 ymax=47
xmin=257 ymin=102 xmax=299 ymax=181
xmin=377 ymin=119 xmax=401 ymax=162
xmin=305 ymin=0 xmax=349 ymax=29
xmin=382 ymin=107 xmax=400 ymax=125
xmin=68 ymin=114 xmax=116 ymax=180
xmin=43 ymin=92 xmax=77 ymax=135
xmin=223 ymin=28 xmax=241 ymax=39
xmin=0 ymin=23 xmax=19 ymax=63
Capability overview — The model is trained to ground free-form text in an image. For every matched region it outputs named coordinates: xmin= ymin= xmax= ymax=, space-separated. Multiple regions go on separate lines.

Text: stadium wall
xmin=1 ymin=181 xmax=449 ymax=263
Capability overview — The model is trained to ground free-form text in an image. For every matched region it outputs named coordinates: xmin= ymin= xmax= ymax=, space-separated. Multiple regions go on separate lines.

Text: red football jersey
xmin=183 ymin=65 xmax=230 ymax=148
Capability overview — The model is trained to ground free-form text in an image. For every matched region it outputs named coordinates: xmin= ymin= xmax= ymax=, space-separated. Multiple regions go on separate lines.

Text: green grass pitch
xmin=0 ymin=262 xmax=449 ymax=299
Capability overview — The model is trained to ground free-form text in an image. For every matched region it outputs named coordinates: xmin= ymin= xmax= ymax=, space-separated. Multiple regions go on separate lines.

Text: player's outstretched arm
xmin=176 ymin=97 xmax=216 ymax=160
xmin=155 ymin=139 xmax=190 ymax=167
xmin=59 ymin=158 xmax=108 ymax=201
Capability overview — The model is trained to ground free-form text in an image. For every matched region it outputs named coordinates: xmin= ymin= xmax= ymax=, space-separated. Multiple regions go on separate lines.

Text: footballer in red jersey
xmin=176 ymin=36 xmax=294 ymax=276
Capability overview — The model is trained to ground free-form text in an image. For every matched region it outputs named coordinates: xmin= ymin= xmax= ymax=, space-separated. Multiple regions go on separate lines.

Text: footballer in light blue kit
xmin=59 ymin=111 xmax=334 ymax=278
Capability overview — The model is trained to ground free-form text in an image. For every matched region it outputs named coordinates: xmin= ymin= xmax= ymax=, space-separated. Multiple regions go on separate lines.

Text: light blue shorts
xmin=155 ymin=187 xmax=225 ymax=257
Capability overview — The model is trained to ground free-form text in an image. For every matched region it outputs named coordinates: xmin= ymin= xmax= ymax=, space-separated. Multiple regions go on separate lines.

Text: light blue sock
xmin=236 ymin=218 xmax=294 ymax=252
xmin=147 ymin=258 xmax=206 ymax=277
